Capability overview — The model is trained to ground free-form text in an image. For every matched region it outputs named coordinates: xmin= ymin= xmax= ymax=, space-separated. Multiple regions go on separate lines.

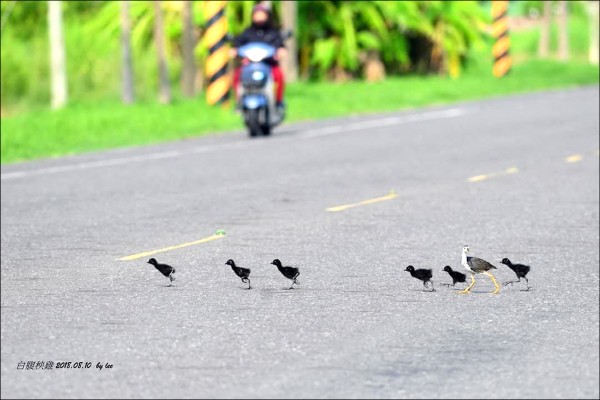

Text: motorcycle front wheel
xmin=246 ymin=108 xmax=262 ymax=137
xmin=260 ymin=107 xmax=271 ymax=136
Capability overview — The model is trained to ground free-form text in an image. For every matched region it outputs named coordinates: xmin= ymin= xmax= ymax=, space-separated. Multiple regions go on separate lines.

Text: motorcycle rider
xmin=230 ymin=3 xmax=287 ymax=113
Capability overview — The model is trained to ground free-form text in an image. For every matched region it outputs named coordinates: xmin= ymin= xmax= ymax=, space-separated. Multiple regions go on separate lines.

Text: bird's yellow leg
xmin=485 ymin=271 xmax=501 ymax=294
xmin=459 ymin=274 xmax=476 ymax=294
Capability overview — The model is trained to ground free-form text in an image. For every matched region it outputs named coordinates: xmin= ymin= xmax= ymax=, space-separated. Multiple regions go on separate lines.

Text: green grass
xmin=1 ymin=99 xmax=239 ymax=163
xmin=288 ymin=60 xmax=598 ymax=119
xmin=2 ymin=58 xmax=598 ymax=165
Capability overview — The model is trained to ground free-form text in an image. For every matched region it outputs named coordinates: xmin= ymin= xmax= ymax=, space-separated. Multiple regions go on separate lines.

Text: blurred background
xmin=1 ymin=0 xmax=599 ymax=164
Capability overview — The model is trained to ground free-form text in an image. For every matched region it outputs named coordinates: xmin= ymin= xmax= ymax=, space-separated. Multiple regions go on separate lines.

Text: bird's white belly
xmin=461 ymin=256 xmax=474 ymax=273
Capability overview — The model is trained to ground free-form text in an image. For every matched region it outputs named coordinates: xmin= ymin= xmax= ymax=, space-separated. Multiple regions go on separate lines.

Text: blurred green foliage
xmin=1 ymin=0 xmax=491 ymax=112
xmin=0 ymin=0 xmax=597 ymax=116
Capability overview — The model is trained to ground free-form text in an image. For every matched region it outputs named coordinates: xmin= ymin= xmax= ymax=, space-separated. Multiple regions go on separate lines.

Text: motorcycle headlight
xmin=252 ymin=71 xmax=265 ymax=81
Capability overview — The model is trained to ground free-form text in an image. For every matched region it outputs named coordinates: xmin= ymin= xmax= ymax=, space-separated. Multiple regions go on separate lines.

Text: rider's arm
xmin=276 ymin=47 xmax=287 ymax=61
xmin=230 ymin=30 xmax=249 ymax=58
xmin=273 ymin=32 xmax=286 ymax=60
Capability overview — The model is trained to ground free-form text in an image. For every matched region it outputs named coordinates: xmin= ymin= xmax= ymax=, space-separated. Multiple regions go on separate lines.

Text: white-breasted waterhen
xmin=460 ymin=245 xmax=500 ymax=294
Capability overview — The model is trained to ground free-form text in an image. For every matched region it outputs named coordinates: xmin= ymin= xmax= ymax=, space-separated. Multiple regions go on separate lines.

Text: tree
xmin=309 ymin=1 xmax=388 ymax=81
xmin=48 ymin=0 xmax=67 ymax=109
xmin=538 ymin=1 xmax=552 ymax=58
xmin=153 ymin=0 xmax=171 ymax=104
xmin=281 ymin=0 xmax=298 ymax=82
xmin=121 ymin=0 xmax=135 ymax=104
xmin=557 ymin=0 xmax=569 ymax=61
xmin=181 ymin=0 xmax=195 ymax=97
xmin=306 ymin=1 xmax=486 ymax=79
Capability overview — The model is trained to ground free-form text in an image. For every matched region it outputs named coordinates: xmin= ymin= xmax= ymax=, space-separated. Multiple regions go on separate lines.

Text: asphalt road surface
xmin=1 ymin=87 xmax=599 ymax=399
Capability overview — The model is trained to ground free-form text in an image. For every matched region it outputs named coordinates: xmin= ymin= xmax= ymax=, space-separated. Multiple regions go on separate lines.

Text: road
xmin=1 ymin=87 xmax=599 ymax=399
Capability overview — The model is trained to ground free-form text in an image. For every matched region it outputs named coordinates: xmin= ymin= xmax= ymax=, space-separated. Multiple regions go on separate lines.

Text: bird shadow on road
xmin=253 ymin=287 xmax=305 ymax=296
xmin=502 ymin=284 xmax=533 ymax=292
xmin=158 ymin=284 xmax=178 ymax=288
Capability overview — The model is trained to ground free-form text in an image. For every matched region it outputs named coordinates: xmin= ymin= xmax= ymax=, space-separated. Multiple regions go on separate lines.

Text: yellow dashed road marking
xmin=468 ymin=174 xmax=488 ymax=183
xmin=117 ymin=234 xmax=225 ymax=261
xmin=467 ymin=167 xmax=518 ymax=183
xmin=565 ymin=154 xmax=584 ymax=163
xmin=326 ymin=191 xmax=398 ymax=213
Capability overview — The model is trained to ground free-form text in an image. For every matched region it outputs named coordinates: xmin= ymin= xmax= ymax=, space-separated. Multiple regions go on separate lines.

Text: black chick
xmin=271 ymin=259 xmax=300 ymax=289
xmin=404 ymin=265 xmax=435 ymax=292
xmin=225 ymin=259 xmax=252 ymax=289
xmin=147 ymin=258 xmax=176 ymax=286
xmin=500 ymin=258 xmax=531 ymax=290
xmin=441 ymin=265 xmax=467 ymax=287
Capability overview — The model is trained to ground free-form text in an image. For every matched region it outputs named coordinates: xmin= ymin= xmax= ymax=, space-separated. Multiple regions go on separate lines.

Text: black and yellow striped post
xmin=491 ymin=0 xmax=511 ymax=78
xmin=204 ymin=1 xmax=230 ymax=105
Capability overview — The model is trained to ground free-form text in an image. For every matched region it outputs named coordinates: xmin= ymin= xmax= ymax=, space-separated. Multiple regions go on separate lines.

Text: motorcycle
xmin=235 ymin=42 xmax=285 ymax=137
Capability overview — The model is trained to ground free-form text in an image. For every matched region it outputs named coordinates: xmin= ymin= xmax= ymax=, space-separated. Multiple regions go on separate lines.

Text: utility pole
xmin=492 ymin=0 xmax=511 ymax=77
xmin=204 ymin=1 xmax=229 ymax=106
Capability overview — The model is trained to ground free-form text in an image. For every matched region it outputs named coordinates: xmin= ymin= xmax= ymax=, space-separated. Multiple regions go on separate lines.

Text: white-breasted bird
xmin=460 ymin=245 xmax=500 ymax=295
